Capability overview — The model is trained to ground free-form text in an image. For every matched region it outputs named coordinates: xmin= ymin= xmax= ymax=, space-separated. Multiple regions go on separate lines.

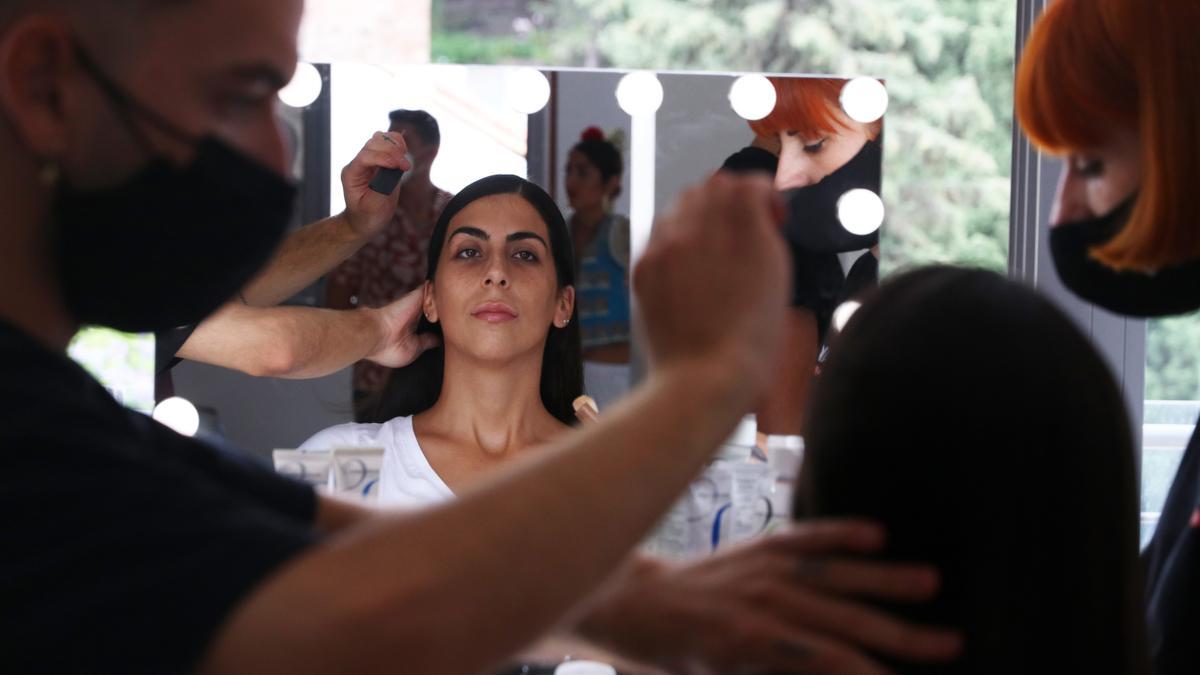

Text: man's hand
xmin=365 ymin=288 xmax=440 ymax=368
xmin=341 ymin=131 xmax=413 ymax=239
xmin=634 ymin=173 xmax=790 ymax=400
xmin=577 ymin=521 xmax=962 ymax=675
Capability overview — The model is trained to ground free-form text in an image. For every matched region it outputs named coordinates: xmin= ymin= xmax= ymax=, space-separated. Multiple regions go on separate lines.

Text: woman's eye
xmin=513 ymin=250 xmax=539 ymax=262
xmin=454 ymin=248 xmax=481 ymax=259
xmin=1072 ymin=156 xmax=1105 ymax=178
xmin=803 ymin=138 xmax=829 ymax=153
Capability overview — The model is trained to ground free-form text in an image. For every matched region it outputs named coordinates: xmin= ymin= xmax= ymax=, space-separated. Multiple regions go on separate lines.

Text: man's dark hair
xmin=388 ymin=109 xmax=440 ymax=147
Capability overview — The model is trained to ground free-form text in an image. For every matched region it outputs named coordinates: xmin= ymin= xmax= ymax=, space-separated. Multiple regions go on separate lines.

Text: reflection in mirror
xmin=657 ymin=74 xmax=884 ymax=436
xmin=168 ymin=66 xmax=885 ymax=472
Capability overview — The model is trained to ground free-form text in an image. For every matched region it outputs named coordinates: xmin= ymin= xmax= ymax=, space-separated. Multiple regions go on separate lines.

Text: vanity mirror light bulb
xmin=555 ymin=661 xmax=618 ymax=675
xmin=278 ymin=62 xmax=323 ymax=108
xmin=837 ymin=188 xmax=886 ymax=236
xmin=153 ymin=396 xmax=200 ymax=438
xmin=840 ymin=77 xmax=889 ymax=124
xmin=504 ymin=67 xmax=551 ymax=115
xmin=832 ymin=300 xmax=863 ymax=334
xmin=729 ymin=74 xmax=777 ymax=121
xmin=616 ymin=71 xmax=664 ymax=116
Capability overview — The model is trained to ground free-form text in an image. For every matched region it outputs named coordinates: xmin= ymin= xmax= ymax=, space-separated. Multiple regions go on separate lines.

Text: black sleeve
xmin=155 ymin=323 xmax=199 ymax=374
xmin=1 ymin=415 xmax=318 ymax=674
xmin=787 ymin=241 xmax=846 ymax=343
xmin=142 ymin=413 xmax=319 ymax=521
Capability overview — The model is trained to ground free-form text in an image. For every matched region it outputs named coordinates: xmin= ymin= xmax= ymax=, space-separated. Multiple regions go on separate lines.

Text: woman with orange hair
xmin=1016 ymin=1 xmax=1200 ymax=673
xmin=722 ymin=77 xmax=884 ymax=435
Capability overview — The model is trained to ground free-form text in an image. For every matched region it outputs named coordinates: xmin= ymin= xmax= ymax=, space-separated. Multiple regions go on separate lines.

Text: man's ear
xmin=0 ymin=17 xmax=81 ymax=160
xmin=422 ymin=280 xmax=438 ymax=323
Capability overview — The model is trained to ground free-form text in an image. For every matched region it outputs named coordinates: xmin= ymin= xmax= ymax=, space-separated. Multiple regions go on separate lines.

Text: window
xmin=1141 ymin=314 xmax=1200 ymax=545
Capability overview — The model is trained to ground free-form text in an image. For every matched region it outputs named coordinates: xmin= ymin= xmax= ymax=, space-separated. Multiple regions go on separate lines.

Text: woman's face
xmin=424 ymin=194 xmax=574 ymax=364
xmin=773 ymin=117 xmax=874 ymax=191
xmin=565 ymin=150 xmax=618 ymax=212
xmin=1051 ymin=126 xmax=1142 ymax=226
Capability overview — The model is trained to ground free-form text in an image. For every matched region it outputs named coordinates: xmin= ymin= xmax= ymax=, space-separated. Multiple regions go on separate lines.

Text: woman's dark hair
xmin=370 ymin=175 xmax=583 ymax=425
xmin=572 ymin=127 xmax=624 ymax=199
xmin=796 ymin=266 xmax=1145 ymax=675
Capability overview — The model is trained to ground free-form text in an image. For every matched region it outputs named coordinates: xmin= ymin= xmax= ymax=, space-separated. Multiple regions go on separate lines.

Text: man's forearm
xmin=199 ymin=362 xmax=756 ymax=675
xmin=177 ymin=303 xmax=383 ymax=379
xmin=241 ymin=212 xmax=365 ymax=307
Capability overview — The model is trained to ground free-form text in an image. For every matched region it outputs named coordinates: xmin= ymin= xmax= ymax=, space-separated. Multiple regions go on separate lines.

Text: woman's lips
xmin=471 ymin=301 xmax=518 ymax=323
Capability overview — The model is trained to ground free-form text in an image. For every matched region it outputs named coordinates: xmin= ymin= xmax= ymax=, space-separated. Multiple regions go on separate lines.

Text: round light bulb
xmin=728 ymin=74 xmax=777 ymax=121
xmin=278 ymin=62 xmax=323 ymax=109
xmin=504 ymin=67 xmax=551 ymax=115
xmin=837 ymin=188 xmax=886 ymax=235
xmin=832 ymin=300 xmax=863 ymax=334
xmin=616 ymin=71 xmax=664 ymax=116
xmin=153 ymin=396 xmax=200 ymax=438
xmin=555 ymin=662 xmax=618 ymax=675
xmin=839 ymin=77 xmax=889 ymax=124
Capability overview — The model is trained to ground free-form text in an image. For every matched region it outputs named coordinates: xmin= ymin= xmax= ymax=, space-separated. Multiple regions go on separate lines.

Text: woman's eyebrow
xmin=507 ymin=232 xmax=549 ymax=248
xmin=448 ymin=226 xmax=489 ymax=241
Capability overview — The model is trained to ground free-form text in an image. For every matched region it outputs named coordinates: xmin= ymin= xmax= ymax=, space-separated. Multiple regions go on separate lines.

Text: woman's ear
xmin=422 ymin=280 xmax=438 ymax=324
xmin=605 ymin=176 xmax=622 ymax=200
xmin=555 ymin=286 xmax=576 ymax=328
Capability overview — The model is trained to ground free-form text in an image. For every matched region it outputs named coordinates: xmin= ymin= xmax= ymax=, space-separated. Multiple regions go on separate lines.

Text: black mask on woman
xmin=50 ymin=45 xmax=296 ymax=333
xmin=781 ymin=137 xmax=882 ymax=255
xmin=1049 ymin=198 xmax=1200 ymax=318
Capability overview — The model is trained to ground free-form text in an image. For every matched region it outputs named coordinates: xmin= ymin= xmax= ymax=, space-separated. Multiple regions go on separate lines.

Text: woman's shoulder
xmin=298 ymin=420 xmax=393 ymax=451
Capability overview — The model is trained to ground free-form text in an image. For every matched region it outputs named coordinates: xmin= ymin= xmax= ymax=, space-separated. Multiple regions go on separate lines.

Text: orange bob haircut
xmin=749 ymin=77 xmax=881 ymax=142
xmin=1016 ymin=0 xmax=1200 ymax=271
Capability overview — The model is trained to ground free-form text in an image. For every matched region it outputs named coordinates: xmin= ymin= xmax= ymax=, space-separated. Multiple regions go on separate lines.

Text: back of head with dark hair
xmin=370 ymin=174 xmax=582 ymax=425
xmin=796 ymin=266 xmax=1145 ymax=675
xmin=388 ymin=109 xmax=441 ymax=147
xmin=571 ymin=128 xmax=624 ymax=197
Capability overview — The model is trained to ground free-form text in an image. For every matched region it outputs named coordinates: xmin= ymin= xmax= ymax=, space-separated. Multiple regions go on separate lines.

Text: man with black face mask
xmin=0 ymin=2 xmax=962 ymax=674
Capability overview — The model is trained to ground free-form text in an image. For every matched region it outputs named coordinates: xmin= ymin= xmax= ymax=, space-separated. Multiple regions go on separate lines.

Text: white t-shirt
xmin=298 ymin=416 xmax=454 ymax=508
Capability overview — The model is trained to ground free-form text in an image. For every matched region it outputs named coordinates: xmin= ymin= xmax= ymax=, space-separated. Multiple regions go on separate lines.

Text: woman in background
xmin=798 ymin=266 xmax=1145 ymax=674
xmin=565 ymin=127 xmax=633 ymax=410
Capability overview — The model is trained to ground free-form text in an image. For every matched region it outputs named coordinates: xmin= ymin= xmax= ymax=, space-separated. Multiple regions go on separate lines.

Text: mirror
xmin=167 ymin=64 xmax=885 ymax=456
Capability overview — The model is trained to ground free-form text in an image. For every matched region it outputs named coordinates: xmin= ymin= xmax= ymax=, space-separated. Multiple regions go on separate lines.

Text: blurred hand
xmin=340 ymin=131 xmax=413 ymax=239
xmin=580 ymin=521 xmax=962 ymax=675
xmin=634 ymin=172 xmax=790 ymax=396
xmin=365 ymin=288 xmax=439 ymax=368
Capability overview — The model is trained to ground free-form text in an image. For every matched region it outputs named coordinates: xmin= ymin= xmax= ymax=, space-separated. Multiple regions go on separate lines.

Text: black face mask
xmin=1049 ymin=198 xmax=1200 ymax=318
xmin=51 ymin=45 xmax=296 ymax=333
xmin=782 ymin=137 xmax=883 ymax=254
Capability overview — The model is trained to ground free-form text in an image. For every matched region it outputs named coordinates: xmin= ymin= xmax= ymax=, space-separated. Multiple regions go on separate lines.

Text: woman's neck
xmin=419 ymin=347 xmax=563 ymax=456
xmin=571 ymin=205 xmax=607 ymax=232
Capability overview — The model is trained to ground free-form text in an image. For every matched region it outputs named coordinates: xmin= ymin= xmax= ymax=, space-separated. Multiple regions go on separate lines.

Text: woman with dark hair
xmin=566 ymin=127 xmax=632 ymax=410
xmin=301 ymin=175 xmax=583 ymax=506
xmin=796 ymin=266 xmax=1145 ymax=674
